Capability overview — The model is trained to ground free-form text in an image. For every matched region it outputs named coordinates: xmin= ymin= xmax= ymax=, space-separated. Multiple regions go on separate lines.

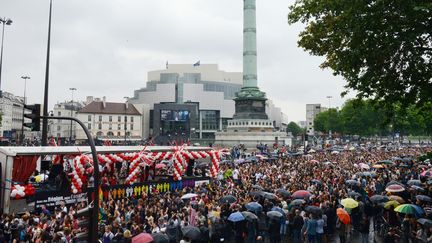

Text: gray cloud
xmin=1 ymin=0 xmax=352 ymax=122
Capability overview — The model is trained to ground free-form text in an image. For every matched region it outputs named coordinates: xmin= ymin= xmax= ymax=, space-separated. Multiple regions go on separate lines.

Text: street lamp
xmin=326 ymin=96 xmax=332 ymax=139
xmin=69 ymin=87 xmax=77 ymax=144
xmin=123 ymin=96 xmax=128 ymax=144
xmin=0 ymin=17 xmax=13 ymax=97
xmin=20 ymin=76 xmax=30 ymax=144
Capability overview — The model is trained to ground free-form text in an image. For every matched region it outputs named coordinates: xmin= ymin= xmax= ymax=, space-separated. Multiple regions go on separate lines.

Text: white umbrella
xmin=331 ymin=151 xmax=340 ymax=155
xmin=359 ymin=163 xmax=370 ymax=170
xmin=181 ymin=193 xmax=198 ymax=200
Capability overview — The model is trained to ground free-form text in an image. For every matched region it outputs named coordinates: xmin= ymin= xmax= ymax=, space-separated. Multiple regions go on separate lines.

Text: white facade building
xmin=0 ymin=92 xmax=24 ymax=141
xmin=129 ymin=64 xmax=286 ymax=141
xmin=306 ymin=104 xmax=323 ymax=135
xmin=75 ymin=97 xmax=142 ymax=141
xmin=48 ymin=101 xmax=84 ymax=141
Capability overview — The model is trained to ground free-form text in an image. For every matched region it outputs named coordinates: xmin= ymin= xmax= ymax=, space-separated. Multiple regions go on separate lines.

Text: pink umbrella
xmin=292 ymin=190 xmax=312 ymax=199
xmin=132 ymin=233 xmax=153 ymax=243
xmin=310 ymin=159 xmax=319 ymax=163
xmin=420 ymin=170 xmax=432 ymax=177
xmin=359 ymin=163 xmax=370 ymax=170
xmin=155 ymin=163 xmax=166 ymax=169
xmin=385 ymin=184 xmax=405 ymax=193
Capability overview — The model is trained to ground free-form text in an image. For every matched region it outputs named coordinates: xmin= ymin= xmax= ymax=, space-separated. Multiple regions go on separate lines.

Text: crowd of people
xmin=1 ymin=143 xmax=432 ymax=243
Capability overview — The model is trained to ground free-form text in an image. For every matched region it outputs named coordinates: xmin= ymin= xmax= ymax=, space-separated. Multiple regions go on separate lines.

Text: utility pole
xmin=20 ymin=76 xmax=30 ymax=144
xmin=42 ymin=0 xmax=53 ymax=146
xmin=69 ymin=87 xmax=77 ymax=144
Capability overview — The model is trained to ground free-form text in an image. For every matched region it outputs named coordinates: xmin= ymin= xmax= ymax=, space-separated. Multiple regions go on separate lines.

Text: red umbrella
xmin=132 ymin=233 xmax=153 ymax=243
xmin=337 ymin=208 xmax=350 ymax=225
xmin=155 ymin=163 xmax=166 ymax=169
xmin=385 ymin=184 xmax=405 ymax=193
xmin=292 ymin=190 xmax=312 ymax=199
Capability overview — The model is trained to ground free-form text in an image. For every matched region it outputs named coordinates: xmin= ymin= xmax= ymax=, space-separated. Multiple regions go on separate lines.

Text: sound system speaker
xmin=41 ymin=160 xmax=50 ymax=171
xmin=186 ymin=159 xmax=195 ymax=176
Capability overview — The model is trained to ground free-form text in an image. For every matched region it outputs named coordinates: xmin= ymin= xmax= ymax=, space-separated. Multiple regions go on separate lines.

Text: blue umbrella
xmin=245 ymin=202 xmax=263 ymax=213
xmin=228 ymin=212 xmax=245 ymax=222
xmin=345 ymin=180 xmax=360 ymax=186
xmin=271 ymin=206 xmax=286 ymax=218
xmin=416 ymin=195 xmax=432 ymax=203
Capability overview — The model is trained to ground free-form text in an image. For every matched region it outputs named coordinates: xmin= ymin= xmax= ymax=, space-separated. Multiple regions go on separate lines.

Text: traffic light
xmin=23 ymin=104 xmax=41 ymax=131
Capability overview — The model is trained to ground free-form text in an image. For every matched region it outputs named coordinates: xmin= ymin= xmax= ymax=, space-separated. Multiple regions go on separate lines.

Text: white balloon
xmin=11 ymin=190 xmax=17 ymax=197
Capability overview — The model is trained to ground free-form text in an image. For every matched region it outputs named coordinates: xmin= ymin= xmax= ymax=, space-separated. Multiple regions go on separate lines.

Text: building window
xmin=118 ymin=124 xmax=121 ymax=130
xmin=109 ymin=124 xmax=112 ymax=130
xmin=58 ymin=111 xmax=61 ymax=116
xmin=98 ymin=123 xmax=102 ymax=130
xmin=88 ymin=115 xmax=91 ymax=121
xmin=57 ymin=126 xmax=61 ymax=131
xmin=131 ymin=117 xmax=134 ymax=122
xmin=201 ymin=110 xmax=220 ymax=130
xmin=117 ymin=132 xmax=121 ymax=136
xmin=99 ymin=115 xmax=102 ymax=122
xmin=118 ymin=116 xmax=121 ymax=122
xmin=88 ymin=123 xmax=91 ymax=129
xmin=124 ymin=116 xmax=127 ymax=122
xmin=130 ymin=124 xmax=133 ymax=130
xmin=109 ymin=116 xmax=112 ymax=122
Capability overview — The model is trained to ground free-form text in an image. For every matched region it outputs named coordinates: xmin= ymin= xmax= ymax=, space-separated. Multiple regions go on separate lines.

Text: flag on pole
xmin=166 ymin=61 xmax=168 ymax=69
xmin=193 ymin=60 xmax=200 ymax=67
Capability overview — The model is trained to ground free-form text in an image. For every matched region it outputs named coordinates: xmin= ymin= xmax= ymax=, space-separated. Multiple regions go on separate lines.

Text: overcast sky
xmin=1 ymin=0 xmax=352 ymax=122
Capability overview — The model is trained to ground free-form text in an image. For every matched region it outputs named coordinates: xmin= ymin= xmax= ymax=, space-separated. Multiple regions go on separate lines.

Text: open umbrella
xmin=359 ymin=163 xmax=370 ymax=170
xmin=271 ymin=206 xmax=286 ymax=217
xmin=394 ymin=204 xmax=424 ymax=216
xmin=336 ymin=208 xmax=350 ymax=225
xmin=331 ymin=151 xmax=340 ymax=155
xmin=241 ymin=211 xmax=258 ymax=221
xmin=372 ymin=164 xmax=384 ymax=169
xmin=388 ymin=195 xmax=405 ymax=203
xmin=290 ymin=199 xmax=306 ymax=206
xmin=181 ymin=193 xmax=198 ymax=200
xmin=341 ymin=198 xmax=359 ymax=209
xmin=386 ymin=184 xmax=405 ymax=193
xmin=276 ymin=189 xmax=291 ymax=197
xmin=348 ymin=191 xmax=362 ymax=199
xmin=407 ymin=180 xmax=422 ymax=186
xmin=252 ymin=185 xmax=264 ymax=191
xmin=292 ymin=190 xmax=312 ymax=199
xmin=345 ymin=180 xmax=360 ymax=186
xmin=263 ymin=192 xmax=279 ymax=201
xmin=411 ymin=185 xmax=425 ymax=191
xmin=249 ymin=190 xmax=266 ymax=197
xmin=266 ymin=211 xmax=283 ymax=220
xmin=384 ymin=200 xmax=400 ymax=209
xmin=305 ymin=206 xmax=322 ymax=215
xmin=311 ymin=179 xmax=322 ymax=185
xmin=386 ymin=181 xmax=405 ymax=187
xmin=219 ymin=195 xmax=237 ymax=204
xmin=377 ymin=160 xmax=393 ymax=165
xmin=370 ymin=195 xmax=388 ymax=203
xmin=181 ymin=226 xmax=201 ymax=240
xmin=132 ymin=233 xmax=153 ymax=243
xmin=416 ymin=195 xmax=432 ymax=203
xmin=151 ymin=233 xmax=170 ymax=243
xmin=228 ymin=212 xmax=245 ymax=222
xmin=245 ymin=202 xmax=263 ymax=213
xmin=417 ymin=218 xmax=432 ymax=227
xmin=420 ymin=170 xmax=432 ymax=177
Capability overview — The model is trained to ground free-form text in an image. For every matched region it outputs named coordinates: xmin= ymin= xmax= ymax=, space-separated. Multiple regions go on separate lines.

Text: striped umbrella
xmin=394 ymin=204 xmax=424 ymax=216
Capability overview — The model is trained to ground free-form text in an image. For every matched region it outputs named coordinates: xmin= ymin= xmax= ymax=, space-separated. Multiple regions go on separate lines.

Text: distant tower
xmin=233 ymin=0 xmax=268 ymax=120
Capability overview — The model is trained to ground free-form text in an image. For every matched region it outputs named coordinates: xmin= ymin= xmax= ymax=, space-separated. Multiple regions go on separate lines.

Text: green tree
xmin=286 ymin=121 xmax=304 ymax=137
xmin=288 ymin=0 xmax=432 ymax=106
xmin=339 ymin=99 xmax=381 ymax=136
xmin=314 ymin=108 xmax=343 ymax=134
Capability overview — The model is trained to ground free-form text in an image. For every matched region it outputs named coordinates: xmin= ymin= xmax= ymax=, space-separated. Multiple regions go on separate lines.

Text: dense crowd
xmin=1 ymin=144 xmax=432 ymax=243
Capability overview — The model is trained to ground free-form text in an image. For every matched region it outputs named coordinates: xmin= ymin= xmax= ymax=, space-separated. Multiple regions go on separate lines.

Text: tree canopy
xmin=288 ymin=0 xmax=432 ymax=106
xmin=286 ymin=121 xmax=304 ymax=137
xmin=313 ymin=100 xmax=432 ymax=137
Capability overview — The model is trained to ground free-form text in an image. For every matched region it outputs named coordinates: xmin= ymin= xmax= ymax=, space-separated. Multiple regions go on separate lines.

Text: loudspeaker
xmin=41 ymin=160 xmax=50 ymax=171
xmin=186 ymin=159 xmax=195 ymax=176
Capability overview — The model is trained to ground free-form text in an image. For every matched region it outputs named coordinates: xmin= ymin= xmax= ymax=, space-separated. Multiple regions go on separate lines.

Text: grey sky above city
xmin=1 ymin=0 xmax=352 ymax=122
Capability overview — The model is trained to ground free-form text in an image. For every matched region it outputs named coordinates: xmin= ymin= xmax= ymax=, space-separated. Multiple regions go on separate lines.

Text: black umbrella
xmin=276 ymin=189 xmax=291 ymax=197
xmin=407 ymin=180 xmax=422 ymax=186
xmin=417 ymin=218 xmax=432 ymax=227
xmin=386 ymin=180 xmax=405 ymax=188
xmin=416 ymin=195 xmax=432 ymax=203
xmin=290 ymin=199 xmax=306 ymax=206
xmin=151 ymin=233 xmax=170 ymax=243
xmin=219 ymin=195 xmax=237 ymax=204
xmin=252 ymin=185 xmax=264 ymax=191
xmin=249 ymin=190 xmax=266 ymax=197
xmin=181 ymin=226 xmax=201 ymax=240
xmin=266 ymin=211 xmax=283 ymax=220
xmin=348 ymin=191 xmax=362 ymax=199
xmin=305 ymin=205 xmax=322 ymax=215
xmin=241 ymin=211 xmax=258 ymax=221
xmin=345 ymin=180 xmax=360 ymax=186
xmin=370 ymin=195 xmax=389 ymax=203
xmin=263 ymin=192 xmax=278 ymax=200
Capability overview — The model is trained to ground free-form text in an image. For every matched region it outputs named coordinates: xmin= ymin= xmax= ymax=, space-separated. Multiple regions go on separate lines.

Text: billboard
xmin=160 ymin=110 xmax=189 ymax=121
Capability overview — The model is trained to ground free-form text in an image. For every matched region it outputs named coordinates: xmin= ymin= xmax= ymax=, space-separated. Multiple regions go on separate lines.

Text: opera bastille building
xmin=129 ymin=64 xmax=287 ymax=144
